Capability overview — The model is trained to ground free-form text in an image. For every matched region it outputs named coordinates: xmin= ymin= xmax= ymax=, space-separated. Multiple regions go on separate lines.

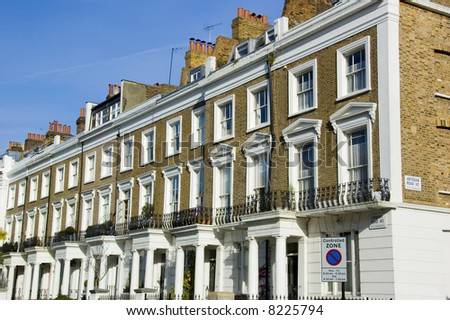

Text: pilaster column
xmin=61 ymin=259 xmax=71 ymax=295
xmin=194 ymin=244 xmax=205 ymax=300
xmin=87 ymin=256 xmax=95 ymax=298
xmin=30 ymin=263 xmax=41 ymax=299
xmin=130 ymin=250 xmax=140 ymax=292
xmin=144 ymin=248 xmax=155 ymax=289
xmin=116 ymin=255 xmax=125 ymax=298
xmin=275 ymin=236 xmax=287 ymax=300
xmin=99 ymin=255 xmax=108 ymax=290
xmin=48 ymin=263 xmax=55 ymax=299
xmin=23 ymin=263 xmax=32 ymax=300
xmin=298 ymin=236 xmax=308 ymax=298
xmin=6 ymin=266 xmax=16 ymax=300
xmin=174 ymin=246 xmax=184 ymax=299
xmin=215 ymin=245 xmax=224 ymax=292
xmin=52 ymin=259 xmax=62 ymax=298
xmin=247 ymin=237 xmax=259 ymax=299
xmin=77 ymin=258 xmax=86 ymax=300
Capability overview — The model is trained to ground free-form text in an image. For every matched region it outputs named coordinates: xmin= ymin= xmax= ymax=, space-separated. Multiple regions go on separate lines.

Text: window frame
xmin=97 ymin=186 xmax=112 ymax=224
xmin=336 ymin=36 xmax=371 ymax=100
xmin=288 ymin=59 xmax=318 ymax=117
xmin=55 ymin=165 xmax=65 ymax=193
xmin=214 ymin=96 xmax=235 ymax=143
xmin=166 ymin=116 xmax=182 ymax=157
xmin=29 ymin=176 xmax=39 ymax=203
xmin=137 ymin=172 xmax=155 ymax=215
xmin=84 ymin=152 xmax=96 ymax=184
xmin=191 ymin=107 xmax=206 ymax=149
xmin=162 ymin=166 xmax=182 ymax=214
xmin=65 ymin=197 xmax=77 ymax=229
xmin=247 ymin=81 xmax=270 ymax=132
xmin=141 ymin=127 xmax=156 ymax=165
xmin=121 ymin=136 xmax=135 ymax=172
xmin=7 ymin=185 xmax=16 ymax=209
xmin=187 ymin=158 xmax=204 ymax=208
xmin=41 ymin=171 xmax=50 ymax=199
xmin=210 ymin=144 xmax=235 ymax=210
xmin=68 ymin=159 xmax=79 ymax=189
xmin=101 ymin=145 xmax=114 ymax=178
xmin=17 ymin=180 xmax=26 ymax=206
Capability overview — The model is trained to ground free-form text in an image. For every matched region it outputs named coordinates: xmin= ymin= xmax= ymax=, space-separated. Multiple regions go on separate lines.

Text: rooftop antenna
xmin=169 ymin=47 xmax=183 ymax=85
xmin=204 ymin=23 xmax=222 ymax=43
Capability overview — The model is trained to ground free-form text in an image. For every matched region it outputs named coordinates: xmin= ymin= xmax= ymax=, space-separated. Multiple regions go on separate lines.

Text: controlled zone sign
xmin=321 ymin=237 xmax=347 ymax=282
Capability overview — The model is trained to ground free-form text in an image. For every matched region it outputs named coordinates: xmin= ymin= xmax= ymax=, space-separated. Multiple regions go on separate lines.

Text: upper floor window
xmin=141 ymin=128 xmax=155 ymax=165
xmin=98 ymin=187 xmax=112 ymax=224
xmin=41 ymin=171 xmax=50 ymax=198
xmin=214 ymin=96 xmax=234 ymax=142
xmin=247 ymin=81 xmax=270 ymax=131
xmin=91 ymin=100 xmax=121 ymax=129
xmin=101 ymin=145 xmax=114 ymax=178
xmin=85 ymin=153 xmax=96 ymax=183
xmin=7 ymin=185 xmax=16 ymax=209
xmin=81 ymin=193 xmax=94 ymax=231
xmin=330 ymin=102 xmax=376 ymax=183
xmin=191 ymin=107 xmax=205 ymax=148
xmin=162 ymin=166 xmax=182 ymax=214
xmin=137 ymin=172 xmax=155 ymax=214
xmin=188 ymin=159 xmax=204 ymax=208
xmin=289 ymin=59 xmax=317 ymax=116
xmin=29 ymin=176 xmax=38 ymax=202
xmin=68 ymin=159 xmax=79 ymax=188
xmin=52 ymin=202 xmax=62 ymax=236
xmin=117 ymin=179 xmax=133 ymax=224
xmin=66 ymin=198 xmax=76 ymax=229
xmin=298 ymin=142 xmax=315 ymax=191
xmin=242 ymin=133 xmax=271 ymax=197
xmin=210 ymin=144 xmax=235 ymax=210
xmin=189 ymin=66 xmax=205 ymax=83
xmin=166 ymin=117 xmax=182 ymax=157
xmin=121 ymin=137 xmax=134 ymax=171
xmin=55 ymin=165 xmax=65 ymax=193
xmin=337 ymin=37 xmax=371 ymax=99
xmin=17 ymin=181 xmax=26 ymax=206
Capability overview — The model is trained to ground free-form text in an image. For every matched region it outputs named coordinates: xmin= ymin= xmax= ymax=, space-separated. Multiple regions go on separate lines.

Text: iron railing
xmin=162 ymin=207 xmax=213 ymax=229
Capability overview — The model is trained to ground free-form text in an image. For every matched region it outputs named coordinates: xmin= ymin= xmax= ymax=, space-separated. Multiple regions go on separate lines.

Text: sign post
xmin=321 ymin=237 xmax=347 ymax=299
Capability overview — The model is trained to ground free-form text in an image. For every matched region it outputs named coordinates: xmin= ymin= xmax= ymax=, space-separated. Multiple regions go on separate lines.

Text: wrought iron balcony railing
xmin=85 ymin=222 xmax=115 ymax=239
xmin=127 ymin=215 xmax=163 ymax=232
xmin=162 ymin=207 xmax=213 ymax=229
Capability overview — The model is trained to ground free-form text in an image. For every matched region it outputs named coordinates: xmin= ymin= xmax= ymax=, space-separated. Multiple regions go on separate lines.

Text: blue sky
xmin=0 ymin=0 xmax=283 ymax=154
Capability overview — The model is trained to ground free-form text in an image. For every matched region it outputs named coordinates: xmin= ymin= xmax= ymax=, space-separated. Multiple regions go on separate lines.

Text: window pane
xmin=348 ymin=129 xmax=368 ymax=181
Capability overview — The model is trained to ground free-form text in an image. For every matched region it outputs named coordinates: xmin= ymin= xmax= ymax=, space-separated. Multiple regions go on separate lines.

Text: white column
xmin=247 ymin=237 xmax=259 ymax=300
xmin=99 ymin=255 xmax=108 ymax=290
xmin=61 ymin=259 xmax=71 ymax=295
xmin=215 ymin=245 xmax=224 ymax=292
xmin=194 ymin=244 xmax=205 ymax=300
xmin=47 ymin=263 xmax=55 ymax=299
xmin=52 ymin=260 xmax=62 ymax=298
xmin=22 ymin=263 xmax=32 ymax=300
xmin=275 ymin=236 xmax=287 ymax=300
xmin=144 ymin=249 xmax=155 ymax=289
xmin=174 ymin=246 xmax=184 ymax=299
xmin=6 ymin=266 xmax=16 ymax=300
xmin=130 ymin=250 xmax=140 ymax=293
xmin=30 ymin=263 xmax=40 ymax=299
xmin=116 ymin=255 xmax=125 ymax=298
xmin=77 ymin=259 xmax=86 ymax=300
xmin=87 ymin=257 xmax=95 ymax=298
xmin=298 ymin=236 xmax=308 ymax=298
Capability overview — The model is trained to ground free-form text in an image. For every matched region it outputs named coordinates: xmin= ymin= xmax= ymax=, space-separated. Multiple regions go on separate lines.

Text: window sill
xmin=288 ymin=106 xmax=318 ymax=118
xmin=165 ymin=152 xmax=181 ymax=159
xmin=191 ymin=142 xmax=205 ymax=150
xmin=247 ymin=122 xmax=270 ymax=134
xmin=214 ymin=135 xmax=234 ymax=144
xmin=120 ymin=167 xmax=133 ymax=173
xmin=336 ymin=88 xmax=371 ymax=103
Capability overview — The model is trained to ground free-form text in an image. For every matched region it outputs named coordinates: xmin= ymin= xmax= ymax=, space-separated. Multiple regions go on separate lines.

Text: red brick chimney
xmin=232 ymin=7 xmax=270 ymax=42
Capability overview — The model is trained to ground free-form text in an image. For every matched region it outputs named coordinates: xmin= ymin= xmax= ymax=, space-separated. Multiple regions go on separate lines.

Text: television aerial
xmin=204 ymin=23 xmax=222 ymax=42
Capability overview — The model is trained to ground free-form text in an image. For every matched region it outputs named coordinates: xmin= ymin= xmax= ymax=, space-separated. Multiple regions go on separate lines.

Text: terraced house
xmin=1 ymin=0 xmax=449 ymax=300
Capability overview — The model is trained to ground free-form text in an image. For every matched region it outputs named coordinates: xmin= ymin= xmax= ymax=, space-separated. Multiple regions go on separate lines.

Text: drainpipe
xmin=76 ymin=141 xmax=84 ymax=239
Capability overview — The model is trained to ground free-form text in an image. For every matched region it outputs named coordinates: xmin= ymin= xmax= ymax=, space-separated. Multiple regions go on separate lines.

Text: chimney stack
xmin=77 ymin=107 xmax=86 ymax=134
xmin=232 ymin=7 xmax=271 ymax=42
xmin=282 ymin=0 xmax=332 ymax=28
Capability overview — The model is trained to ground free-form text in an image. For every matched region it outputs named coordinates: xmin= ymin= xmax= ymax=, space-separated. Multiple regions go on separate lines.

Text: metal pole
xmin=168 ymin=48 xmax=175 ymax=85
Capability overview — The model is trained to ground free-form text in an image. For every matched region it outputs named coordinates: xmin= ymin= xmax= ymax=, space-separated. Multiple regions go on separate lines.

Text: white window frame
xmin=101 ymin=144 xmax=114 ymax=178
xmin=282 ymin=119 xmax=322 ymax=194
xmin=14 ymin=213 xmax=23 ymax=244
xmin=330 ymin=102 xmax=376 ymax=184
xmin=116 ymin=179 xmax=134 ymax=224
xmin=214 ymin=96 xmax=235 ymax=142
xmin=210 ymin=144 xmax=235 ymax=210
xmin=242 ymin=133 xmax=271 ymax=197
xmin=26 ymin=208 xmax=36 ymax=239
xmin=5 ymin=216 xmax=12 ymax=242
xmin=41 ymin=171 xmax=50 ymax=199
xmin=247 ymin=81 xmax=270 ymax=132
xmin=85 ymin=152 xmax=96 ymax=183
xmin=121 ymin=136 xmax=134 ymax=171
xmin=55 ymin=165 xmax=65 ymax=193
xmin=137 ymin=171 xmax=156 ymax=215
xmin=337 ymin=36 xmax=371 ymax=100
xmin=29 ymin=176 xmax=38 ymax=202
xmin=81 ymin=191 xmax=95 ymax=231
xmin=288 ymin=59 xmax=318 ymax=117
xmin=65 ymin=197 xmax=77 ymax=229
xmin=52 ymin=201 xmax=63 ymax=236
xmin=97 ymin=186 xmax=112 ymax=224
xmin=37 ymin=205 xmax=48 ymax=239
xmin=7 ymin=185 xmax=16 ymax=209
xmin=162 ymin=166 xmax=182 ymax=214
xmin=17 ymin=181 xmax=26 ymax=206
xmin=166 ymin=117 xmax=182 ymax=157
xmin=68 ymin=159 xmax=79 ymax=189
xmin=191 ymin=107 xmax=205 ymax=149
xmin=187 ymin=158 xmax=204 ymax=208
xmin=141 ymin=128 xmax=156 ymax=165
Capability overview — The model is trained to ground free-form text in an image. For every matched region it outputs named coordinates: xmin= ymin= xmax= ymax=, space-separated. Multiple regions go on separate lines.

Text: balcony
xmin=85 ymin=221 xmax=115 ymax=238
xmin=23 ymin=236 xmax=54 ymax=249
xmin=128 ymin=215 xmax=163 ymax=231
xmin=162 ymin=207 xmax=213 ymax=229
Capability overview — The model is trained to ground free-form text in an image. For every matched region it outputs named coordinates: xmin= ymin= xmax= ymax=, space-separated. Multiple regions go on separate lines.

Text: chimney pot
xmin=109 ymin=84 xmax=113 ymax=96
xmin=195 ymin=40 xmax=201 ymax=51
xmin=238 ymin=7 xmax=243 ymax=17
xmin=9 ymin=141 xmax=12 ymax=149
xmin=58 ymin=124 xmax=62 ymax=132
xmin=201 ymin=41 xmax=206 ymax=53
xmin=80 ymin=107 xmax=85 ymax=117
xmin=262 ymin=15 xmax=267 ymax=24
xmin=63 ymin=125 xmax=67 ymax=134
xmin=190 ymin=38 xmax=195 ymax=51
xmin=244 ymin=10 xmax=249 ymax=18
xmin=68 ymin=126 xmax=71 ymax=134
